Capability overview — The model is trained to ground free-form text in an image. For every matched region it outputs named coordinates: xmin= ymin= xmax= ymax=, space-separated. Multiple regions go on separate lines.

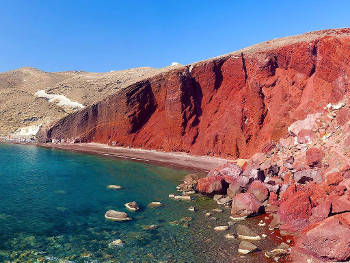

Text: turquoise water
xmin=0 ymin=143 xmax=279 ymax=263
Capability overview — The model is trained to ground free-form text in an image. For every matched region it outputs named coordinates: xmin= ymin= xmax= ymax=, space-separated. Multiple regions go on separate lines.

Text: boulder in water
xmin=238 ymin=240 xmax=258 ymax=254
xmin=105 ymin=210 xmax=131 ymax=221
xmin=124 ymin=201 xmax=140 ymax=212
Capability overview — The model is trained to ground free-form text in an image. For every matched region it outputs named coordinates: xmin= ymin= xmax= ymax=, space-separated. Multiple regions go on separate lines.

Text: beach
xmin=37 ymin=142 xmax=229 ymax=172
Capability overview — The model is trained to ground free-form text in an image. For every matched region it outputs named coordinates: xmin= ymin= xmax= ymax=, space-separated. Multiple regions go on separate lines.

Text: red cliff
xmin=38 ymin=28 xmax=350 ymax=159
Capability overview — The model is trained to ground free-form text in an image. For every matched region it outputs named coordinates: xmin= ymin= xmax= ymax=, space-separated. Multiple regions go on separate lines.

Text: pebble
xmin=205 ymin=212 xmax=211 ymax=217
xmin=188 ymin=206 xmax=196 ymax=212
xmin=107 ymin=185 xmax=122 ymax=190
xmin=142 ymin=224 xmax=159 ymax=230
xmin=108 ymin=239 xmax=123 ymax=247
xmin=238 ymin=241 xmax=258 ymax=254
xmin=174 ymin=195 xmax=192 ymax=201
xmin=214 ymin=225 xmax=229 ymax=231
xmin=236 ymin=225 xmax=261 ymax=241
xmin=124 ymin=201 xmax=140 ymax=212
xmin=212 ymin=208 xmax=223 ymax=213
xmin=148 ymin=201 xmax=163 ymax=208
xmin=225 ymin=233 xmax=235 ymax=239
xmin=258 ymin=220 xmax=266 ymax=226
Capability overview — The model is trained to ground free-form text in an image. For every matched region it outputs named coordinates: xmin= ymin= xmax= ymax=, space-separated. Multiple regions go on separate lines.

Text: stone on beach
xmin=294 ymin=213 xmax=350 ymax=262
xmin=124 ymin=201 xmax=140 ymax=212
xmin=236 ymin=224 xmax=261 ymax=240
xmin=231 ymin=193 xmax=263 ymax=217
xmin=247 ymin=181 xmax=269 ymax=202
xmin=105 ymin=210 xmax=131 ymax=221
xmin=196 ymin=176 xmax=227 ymax=195
xmin=278 ymin=191 xmax=311 ymax=233
xmin=265 ymin=243 xmax=290 ymax=259
xmin=238 ymin=241 xmax=258 ymax=254
xmin=306 ymin=148 xmax=325 ymax=168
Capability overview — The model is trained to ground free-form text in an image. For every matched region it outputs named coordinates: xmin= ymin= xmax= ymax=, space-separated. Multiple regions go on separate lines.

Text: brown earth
xmin=38 ymin=28 xmax=350 ymax=159
xmin=0 ymin=66 xmax=171 ymax=135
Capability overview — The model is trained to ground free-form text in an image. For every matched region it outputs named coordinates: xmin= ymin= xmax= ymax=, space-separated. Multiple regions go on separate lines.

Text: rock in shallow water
xmin=238 ymin=241 xmax=258 ymax=254
xmin=147 ymin=201 xmax=163 ymax=208
xmin=107 ymin=185 xmax=123 ymax=190
xmin=236 ymin=225 xmax=261 ymax=241
xmin=231 ymin=193 xmax=263 ymax=217
xmin=213 ymin=225 xmax=229 ymax=231
xmin=105 ymin=210 xmax=131 ymax=221
xmin=108 ymin=239 xmax=123 ymax=247
xmin=124 ymin=201 xmax=140 ymax=212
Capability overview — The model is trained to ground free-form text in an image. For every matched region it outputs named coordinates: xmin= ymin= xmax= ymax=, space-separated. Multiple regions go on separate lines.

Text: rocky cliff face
xmin=38 ymin=28 xmax=350 ymax=159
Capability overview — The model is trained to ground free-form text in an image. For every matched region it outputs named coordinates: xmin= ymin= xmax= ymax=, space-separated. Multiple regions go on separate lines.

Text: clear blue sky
xmin=1 ymin=0 xmax=349 ymax=72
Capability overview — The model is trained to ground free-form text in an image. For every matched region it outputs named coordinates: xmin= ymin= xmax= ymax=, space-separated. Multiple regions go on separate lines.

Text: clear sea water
xmin=0 ymin=143 xmax=281 ymax=263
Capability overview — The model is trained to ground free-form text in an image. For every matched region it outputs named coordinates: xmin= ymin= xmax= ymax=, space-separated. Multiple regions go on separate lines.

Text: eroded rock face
xmin=38 ymin=29 xmax=350 ymax=158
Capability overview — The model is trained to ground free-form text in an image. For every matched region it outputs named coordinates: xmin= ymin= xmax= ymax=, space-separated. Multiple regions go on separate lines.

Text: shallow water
xmin=0 ymin=143 xmax=281 ymax=263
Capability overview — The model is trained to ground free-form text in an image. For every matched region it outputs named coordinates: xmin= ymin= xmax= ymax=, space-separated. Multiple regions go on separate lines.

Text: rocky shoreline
xmin=177 ymin=99 xmax=350 ymax=262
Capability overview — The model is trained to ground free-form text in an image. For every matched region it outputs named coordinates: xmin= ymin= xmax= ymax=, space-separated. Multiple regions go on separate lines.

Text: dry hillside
xmin=0 ymin=66 xmax=172 ymax=136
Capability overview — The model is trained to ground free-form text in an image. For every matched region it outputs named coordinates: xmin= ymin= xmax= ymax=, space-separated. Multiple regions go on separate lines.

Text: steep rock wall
xmin=37 ymin=29 xmax=350 ymax=158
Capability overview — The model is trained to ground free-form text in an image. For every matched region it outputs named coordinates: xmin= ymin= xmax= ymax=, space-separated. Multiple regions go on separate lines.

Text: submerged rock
xmin=105 ymin=210 xmax=131 ymax=221
xmin=124 ymin=201 xmax=140 ymax=212
xmin=142 ymin=224 xmax=159 ymax=230
xmin=265 ymin=242 xmax=290 ymax=259
xmin=173 ymin=195 xmax=192 ymax=201
xmin=108 ymin=239 xmax=123 ymax=247
xmin=236 ymin=225 xmax=261 ymax=240
xmin=188 ymin=206 xmax=196 ymax=212
xmin=225 ymin=233 xmax=235 ymax=239
xmin=148 ymin=201 xmax=163 ymax=208
xmin=107 ymin=185 xmax=123 ymax=190
xmin=213 ymin=225 xmax=229 ymax=231
xmin=238 ymin=240 xmax=258 ymax=254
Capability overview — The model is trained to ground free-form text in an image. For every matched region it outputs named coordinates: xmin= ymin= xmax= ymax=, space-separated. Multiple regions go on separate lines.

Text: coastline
xmin=35 ymin=142 xmax=229 ymax=172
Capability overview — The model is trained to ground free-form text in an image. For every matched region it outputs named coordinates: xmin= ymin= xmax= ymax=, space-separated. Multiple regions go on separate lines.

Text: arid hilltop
xmin=38 ymin=28 xmax=350 ymax=159
xmin=0 ymin=66 xmax=169 ymax=136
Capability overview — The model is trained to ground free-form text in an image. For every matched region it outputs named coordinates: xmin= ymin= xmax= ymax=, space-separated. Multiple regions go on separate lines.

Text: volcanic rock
xmin=306 ymin=148 xmax=325 ymax=168
xmin=38 ymin=29 xmax=350 ymax=160
xmin=247 ymin=181 xmax=269 ymax=202
xmin=278 ymin=191 xmax=311 ymax=233
xmin=196 ymin=176 xmax=227 ymax=195
xmin=294 ymin=213 xmax=350 ymax=262
xmin=231 ymin=193 xmax=263 ymax=218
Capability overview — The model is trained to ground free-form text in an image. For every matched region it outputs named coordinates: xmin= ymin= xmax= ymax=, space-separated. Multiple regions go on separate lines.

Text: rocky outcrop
xmin=38 ymin=29 xmax=350 ymax=158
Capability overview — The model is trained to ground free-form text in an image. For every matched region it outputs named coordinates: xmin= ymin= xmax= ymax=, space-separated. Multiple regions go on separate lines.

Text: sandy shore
xmin=37 ymin=142 xmax=229 ymax=172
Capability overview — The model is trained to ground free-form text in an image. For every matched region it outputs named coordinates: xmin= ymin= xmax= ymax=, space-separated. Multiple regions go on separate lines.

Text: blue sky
xmin=0 ymin=1 xmax=349 ymax=72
